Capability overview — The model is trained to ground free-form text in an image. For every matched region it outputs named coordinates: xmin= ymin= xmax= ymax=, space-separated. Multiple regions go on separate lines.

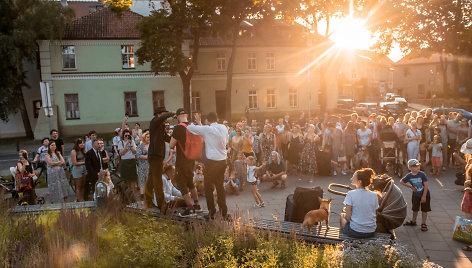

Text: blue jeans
xmin=343 ymin=222 xmax=375 ymax=238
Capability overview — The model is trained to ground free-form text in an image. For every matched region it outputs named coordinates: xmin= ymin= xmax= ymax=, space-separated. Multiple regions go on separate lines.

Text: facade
xmin=393 ymin=53 xmax=455 ymax=100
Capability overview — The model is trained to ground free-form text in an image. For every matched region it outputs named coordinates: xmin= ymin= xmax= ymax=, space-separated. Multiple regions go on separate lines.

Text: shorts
xmin=175 ymin=165 xmax=195 ymax=196
xmin=431 ymin=156 xmax=441 ymax=168
xmin=412 ymin=194 xmax=431 ymax=212
xmin=248 ymin=179 xmax=259 ymax=186
xmin=342 ymin=222 xmax=375 ymax=239
xmin=71 ymin=165 xmax=87 ymax=178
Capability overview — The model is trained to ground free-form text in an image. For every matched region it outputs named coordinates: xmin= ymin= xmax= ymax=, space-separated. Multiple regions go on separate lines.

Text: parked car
xmin=379 ymin=102 xmax=406 ymax=118
xmin=336 ymin=99 xmax=355 ymax=114
xmin=433 ymin=108 xmax=472 ymax=120
xmin=394 ymin=97 xmax=408 ymax=109
xmin=385 ymin=93 xmax=401 ymax=101
xmin=353 ymin=102 xmax=378 ymax=116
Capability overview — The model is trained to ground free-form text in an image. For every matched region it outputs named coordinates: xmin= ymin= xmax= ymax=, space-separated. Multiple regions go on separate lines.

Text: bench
xmin=10 ymin=201 xmax=97 ymax=214
xmin=247 ymin=217 xmax=394 ymax=245
xmin=125 ymin=202 xmax=394 ymax=244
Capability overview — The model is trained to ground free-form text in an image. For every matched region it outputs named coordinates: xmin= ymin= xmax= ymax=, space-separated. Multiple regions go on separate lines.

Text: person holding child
xmin=340 ymin=168 xmax=379 ymax=238
xmin=401 ymin=159 xmax=431 ymax=232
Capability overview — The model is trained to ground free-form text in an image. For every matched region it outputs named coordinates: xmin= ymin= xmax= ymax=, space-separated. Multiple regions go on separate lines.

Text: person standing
xmin=71 ymin=138 xmax=87 ymax=201
xmin=447 ymin=113 xmax=462 ymax=167
xmin=169 ymin=108 xmax=201 ymax=217
xmin=136 ymin=133 xmax=150 ymax=198
xmin=84 ymin=131 xmax=97 ymax=153
xmin=406 ymin=120 xmax=421 ymax=161
xmin=50 ymin=129 xmax=64 ymax=156
xmin=45 ymin=141 xmax=72 ymax=203
xmin=32 ymin=137 xmax=49 ymax=181
xmin=118 ymin=129 xmax=138 ymax=195
xmin=85 ymin=139 xmax=103 ymax=201
xmin=145 ymin=107 xmax=175 ymax=212
xmin=187 ymin=112 xmax=230 ymax=220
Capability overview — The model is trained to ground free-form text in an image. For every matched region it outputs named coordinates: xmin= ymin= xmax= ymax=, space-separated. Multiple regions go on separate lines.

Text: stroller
xmin=380 ymin=141 xmax=402 ymax=178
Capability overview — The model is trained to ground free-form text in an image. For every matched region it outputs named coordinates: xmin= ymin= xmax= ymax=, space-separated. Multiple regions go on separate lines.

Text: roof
xmin=395 ymin=53 xmax=454 ymax=66
xmin=63 ymin=8 xmax=143 ymax=40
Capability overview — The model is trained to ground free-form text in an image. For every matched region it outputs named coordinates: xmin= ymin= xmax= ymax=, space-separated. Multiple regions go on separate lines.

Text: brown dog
xmin=299 ymin=197 xmax=332 ymax=234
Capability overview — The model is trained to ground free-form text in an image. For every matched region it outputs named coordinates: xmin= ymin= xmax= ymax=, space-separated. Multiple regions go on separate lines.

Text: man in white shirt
xmin=155 ymin=164 xmax=186 ymax=208
xmin=187 ymin=112 xmax=230 ymax=220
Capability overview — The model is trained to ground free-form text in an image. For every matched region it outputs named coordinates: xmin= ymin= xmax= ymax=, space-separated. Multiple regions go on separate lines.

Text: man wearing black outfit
xmin=145 ymin=107 xmax=175 ymax=212
xmin=169 ymin=108 xmax=200 ymax=217
xmin=85 ymin=139 xmax=103 ymax=200
xmin=50 ymin=129 xmax=64 ymax=156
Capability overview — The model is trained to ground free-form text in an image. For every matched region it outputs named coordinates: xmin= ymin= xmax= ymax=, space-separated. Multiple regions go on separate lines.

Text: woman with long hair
xmin=45 ymin=141 xmax=72 ymax=203
xmin=299 ymin=124 xmax=319 ymax=175
xmin=406 ymin=120 xmax=421 ymax=161
xmin=340 ymin=168 xmax=379 ymax=238
xmin=343 ymin=121 xmax=357 ymax=173
xmin=259 ymin=124 xmax=276 ymax=164
xmin=136 ymin=133 xmax=150 ymax=198
xmin=118 ymin=129 xmax=138 ymax=195
xmin=71 ymin=138 xmax=87 ymax=201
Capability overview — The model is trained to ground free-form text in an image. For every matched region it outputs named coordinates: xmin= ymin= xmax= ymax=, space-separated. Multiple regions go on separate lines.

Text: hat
xmin=408 ymin=159 xmax=420 ymax=168
xmin=114 ymin=128 xmax=121 ymax=133
xmin=461 ymin=138 xmax=472 ymax=154
xmin=176 ymin=108 xmax=188 ymax=116
xmin=155 ymin=107 xmax=168 ymax=114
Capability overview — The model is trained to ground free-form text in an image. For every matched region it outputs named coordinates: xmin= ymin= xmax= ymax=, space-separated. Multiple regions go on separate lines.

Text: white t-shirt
xmin=343 ymin=189 xmax=379 ymax=233
xmin=246 ymin=165 xmax=257 ymax=183
xmin=406 ymin=129 xmax=421 ymax=146
xmin=117 ymin=140 xmax=136 ymax=160
xmin=276 ymin=125 xmax=284 ymax=133
xmin=431 ymin=143 xmax=442 ymax=157
xmin=357 ymin=128 xmax=372 ymax=147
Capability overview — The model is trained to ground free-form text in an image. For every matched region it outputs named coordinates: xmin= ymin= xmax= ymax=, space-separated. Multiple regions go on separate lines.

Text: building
xmin=393 ymin=53 xmax=456 ymax=100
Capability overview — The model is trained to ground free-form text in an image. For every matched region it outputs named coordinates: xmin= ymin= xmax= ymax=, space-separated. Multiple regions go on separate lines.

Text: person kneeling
xmin=263 ymin=151 xmax=288 ymax=189
xmin=340 ymin=168 xmax=379 ymax=238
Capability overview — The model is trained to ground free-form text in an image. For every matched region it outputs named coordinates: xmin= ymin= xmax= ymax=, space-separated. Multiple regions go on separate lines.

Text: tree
xmin=369 ymin=0 xmax=472 ymax=97
xmin=0 ymin=0 xmax=74 ymax=138
xmin=136 ymin=0 xmax=217 ymax=113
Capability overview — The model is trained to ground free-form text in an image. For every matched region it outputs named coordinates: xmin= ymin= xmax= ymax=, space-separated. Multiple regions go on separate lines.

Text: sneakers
xmin=341 ymin=170 xmax=347 ymax=176
xmin=333 ymin=171 xmax=337 ymax=176
xmin=254 ymin=202 xmax=265 ymax=208
xmin=178 ymin=207 xmax=196 ymax=218
xmin=193 ymin=204 xmax=202 ymax=213
xmin=259 ymin=202 xmax=265 ymax=208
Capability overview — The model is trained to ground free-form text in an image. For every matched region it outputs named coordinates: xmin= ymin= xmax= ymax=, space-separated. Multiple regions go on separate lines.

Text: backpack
xmin=177 ymin=123 xmax=204 ymax=160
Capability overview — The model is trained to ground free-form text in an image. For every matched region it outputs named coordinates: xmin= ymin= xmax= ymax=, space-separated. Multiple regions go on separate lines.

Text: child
xmin=400 ymin=159 xmax=431 ymax=232
xmin=428 ymin=135 xmax=442 ymax=176
xmin=193 ymin=163 xmax=205 ymax=195
xmin=95 ymin=170 xmax=115 ymax=201
xmin=246 ymin=156 xmax=265 ymax=208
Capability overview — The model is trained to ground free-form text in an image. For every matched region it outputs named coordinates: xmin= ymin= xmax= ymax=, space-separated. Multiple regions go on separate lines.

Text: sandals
xmin=463 ymin=245 xmax=472 ymax=251
xmin=403 ymin=220 xmax=417 ymax=226
xmin=421 ymin=224 xmax=428 ymax=232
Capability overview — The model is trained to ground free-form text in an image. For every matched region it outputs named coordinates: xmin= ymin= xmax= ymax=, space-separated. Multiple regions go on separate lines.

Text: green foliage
xmin=0 ymin=0 xmax=74 ymax=122
xmin=0 ymin=207 xmax=436 ymax=267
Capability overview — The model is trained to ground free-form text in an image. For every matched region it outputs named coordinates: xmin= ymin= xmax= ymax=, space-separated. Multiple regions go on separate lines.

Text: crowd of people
xmin=11 ymin=106 xmax=472 ymax=226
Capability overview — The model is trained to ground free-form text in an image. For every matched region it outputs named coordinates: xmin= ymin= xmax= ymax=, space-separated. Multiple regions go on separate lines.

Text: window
xmin=266 ymin=89 xmax=276 ymax=108
xmin=266 ymin=52 xmax=275 ymax=70
xmin=121 ymin=45 xmax=135 ymax=69
xmin=32 ymin=100 xmax=41 ymax=118
xmin=216 ymin=52 xmax=226 ymax=71
xmin=152 ymin=91 xmax=165 ymax=114
xmin=191 ymin=91 xmax=200 ymax=112
xmin=62 ymin=46 xmax=76 ymax=69
xmin=248 ymin=90 xmax=258 ymax=109
xmin=417 ymin=84 xmax=425 ymax=95
xmin=124 ymin=92 xmax=138 ymax=116
xmin=288 ymin=88 xmax=298 ymax=107
xmin=247 ymin=52 xmax=256 ymax=70
xmin=351 ymin=71 xmax=357 ymax=79
xmin=65 ymin=94 xmax=80 ymax=120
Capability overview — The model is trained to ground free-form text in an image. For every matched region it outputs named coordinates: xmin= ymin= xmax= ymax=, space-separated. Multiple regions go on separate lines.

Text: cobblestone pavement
xmin=195 ymin=169 xmax=471 ymax=268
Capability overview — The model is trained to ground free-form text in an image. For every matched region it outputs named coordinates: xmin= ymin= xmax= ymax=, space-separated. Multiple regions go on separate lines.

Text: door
xmin=215 ymin=90 xmax=226 ymax=120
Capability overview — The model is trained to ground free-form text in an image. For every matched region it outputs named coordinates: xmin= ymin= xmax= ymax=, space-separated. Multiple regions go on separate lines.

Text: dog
xmin=299 ymin=197 xmax=332 ymax=234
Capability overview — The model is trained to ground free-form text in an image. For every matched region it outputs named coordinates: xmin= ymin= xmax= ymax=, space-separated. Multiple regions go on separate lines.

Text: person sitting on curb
xmin=262 ymin=151 xmax=288 ymax=189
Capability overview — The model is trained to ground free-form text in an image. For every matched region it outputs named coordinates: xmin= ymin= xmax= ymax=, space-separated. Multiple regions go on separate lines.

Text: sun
xmin=329 ymin=17 xmax=372 ymax=50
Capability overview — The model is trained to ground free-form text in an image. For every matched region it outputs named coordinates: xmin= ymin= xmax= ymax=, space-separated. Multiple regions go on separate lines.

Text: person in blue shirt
xmin=401 ymin=159 xmax=431 ymax=232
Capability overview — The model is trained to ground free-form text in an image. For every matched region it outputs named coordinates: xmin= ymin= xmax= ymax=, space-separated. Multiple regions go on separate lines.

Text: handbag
xmin=453 ymin=216 xmax=472 ymax=244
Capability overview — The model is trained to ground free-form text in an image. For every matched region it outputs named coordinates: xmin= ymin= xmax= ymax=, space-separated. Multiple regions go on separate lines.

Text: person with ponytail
xmin=340 ymin=168 xmax=379 ymax=238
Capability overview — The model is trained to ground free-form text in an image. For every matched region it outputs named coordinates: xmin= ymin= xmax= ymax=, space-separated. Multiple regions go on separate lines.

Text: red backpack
xmin=178 ymin=123 xmax=204 ymax=160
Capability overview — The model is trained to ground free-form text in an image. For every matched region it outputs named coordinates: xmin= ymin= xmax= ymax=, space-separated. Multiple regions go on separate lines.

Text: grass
xmin=0 ymin=201 xmax=441 ymax=268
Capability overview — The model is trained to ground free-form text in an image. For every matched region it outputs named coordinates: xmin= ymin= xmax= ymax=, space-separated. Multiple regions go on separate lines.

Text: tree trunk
xmin=179 ymin=72 xmax=191 ymax=113
xmin=319 ymin=66 xmax=327 ymax=114
xmin=18 ymin=86 xmax=34 ymax=138
xmin=439 ymin=53 xmax=449 ymax=95
xmin=225 ymin=21 xmax=240 ymax=122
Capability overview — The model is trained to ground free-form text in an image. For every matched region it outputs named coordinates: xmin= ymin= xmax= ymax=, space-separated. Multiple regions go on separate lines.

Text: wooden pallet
xmin=10 ymin=201 xmax=97 ymax=214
